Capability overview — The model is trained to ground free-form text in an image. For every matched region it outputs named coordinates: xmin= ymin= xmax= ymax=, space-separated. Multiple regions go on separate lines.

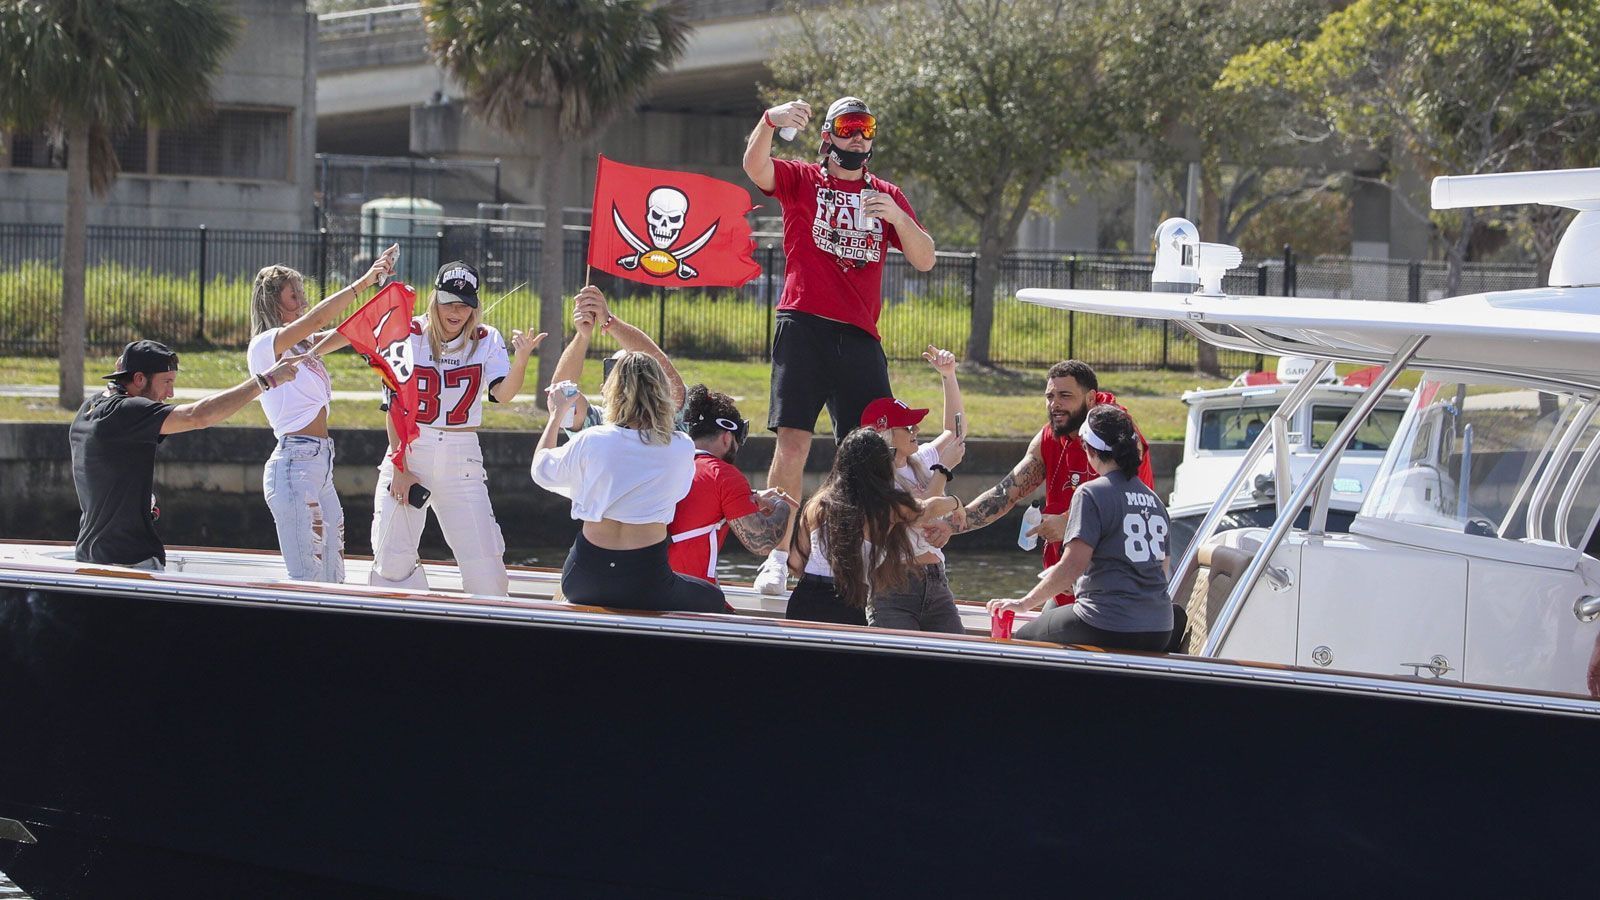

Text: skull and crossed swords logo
xmin=613 ymin=186 xmax=719 ymax=280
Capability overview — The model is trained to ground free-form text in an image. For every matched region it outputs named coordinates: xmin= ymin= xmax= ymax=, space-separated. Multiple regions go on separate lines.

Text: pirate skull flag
xmin=336 ymin=281 xmax=421 ymax=471
xmin=589 ymin=155 xmax=761 ymax=287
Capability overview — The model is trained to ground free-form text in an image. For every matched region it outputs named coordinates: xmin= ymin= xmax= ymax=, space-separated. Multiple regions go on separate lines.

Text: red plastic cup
xmin=990 ymin=608 xmax=1015 ymax=640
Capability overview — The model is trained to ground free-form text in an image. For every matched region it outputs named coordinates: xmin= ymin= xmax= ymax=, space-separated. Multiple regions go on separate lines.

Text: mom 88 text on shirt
xmin=1123 ymin=513 xmax=1169 ymax=563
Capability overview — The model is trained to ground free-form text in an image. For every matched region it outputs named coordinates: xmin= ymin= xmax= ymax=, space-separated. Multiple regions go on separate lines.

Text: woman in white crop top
xmin=788 ymin=428 xmax=960 ymax=626
xmin=532 ymin=349 xmax=726 ymax=614
xmin=246 ymin=246 xmax=395 ymax=582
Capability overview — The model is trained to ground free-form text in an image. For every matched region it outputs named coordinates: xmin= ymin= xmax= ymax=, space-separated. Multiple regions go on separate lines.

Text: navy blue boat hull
xmin=1 ymin=582 xmax=1596 ymax=897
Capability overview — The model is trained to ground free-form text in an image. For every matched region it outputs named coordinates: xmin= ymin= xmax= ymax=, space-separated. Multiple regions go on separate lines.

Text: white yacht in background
xmin=1166 ymin=355 xmax=1412 ymax=562
xmin=1022 ymin=166 xmax=1600 ymax=694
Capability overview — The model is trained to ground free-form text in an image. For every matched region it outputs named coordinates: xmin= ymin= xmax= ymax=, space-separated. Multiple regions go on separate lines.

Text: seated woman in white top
xmin=532 ymin=350 xmax=727 ymax=613
xmin=788 ymin=428 xmax=961 ymax=626
xmin=246 ymin=245 xmax=395 ymax=582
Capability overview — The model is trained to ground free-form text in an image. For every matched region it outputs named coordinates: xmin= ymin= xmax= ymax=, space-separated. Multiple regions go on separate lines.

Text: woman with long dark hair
xmin=533 ymin=348 xmax=727 ymax=613
xmin=988 ymin=405 xmax=1186 ymax=651
xmin=787 ymin=428 xmax=961 ymax=625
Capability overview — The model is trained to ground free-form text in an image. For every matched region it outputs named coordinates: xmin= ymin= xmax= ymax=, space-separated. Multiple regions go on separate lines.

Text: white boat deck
xmin=0 ymin=541 xmax=1009 ymax=637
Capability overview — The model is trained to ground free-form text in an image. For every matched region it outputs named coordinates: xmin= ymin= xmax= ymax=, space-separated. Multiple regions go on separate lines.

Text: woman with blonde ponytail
xmin=247 ymin=245 xmax=395 ymax=582
xmin=532 ymin=337 xmax=727 ymax=613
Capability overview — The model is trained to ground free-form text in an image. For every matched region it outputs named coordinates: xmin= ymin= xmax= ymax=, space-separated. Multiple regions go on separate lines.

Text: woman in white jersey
xmin=532 ymin=349 xmax=726 ymax=613
xmin=858 ymin=345 xmax=968 ymax=632
xmin=787 ymin=428 xmax=961 ymax=626
xmin=247 ymin=245 xmax=396 ymax=582
xmin=369 ymin=261 xmax=545 ymax=596
xmin=987 ymin=405 xmax=1187 ymax=652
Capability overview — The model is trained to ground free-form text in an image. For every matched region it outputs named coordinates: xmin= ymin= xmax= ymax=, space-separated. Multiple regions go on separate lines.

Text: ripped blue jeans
xmin=264 ymin=435 xmax=346 ymax=583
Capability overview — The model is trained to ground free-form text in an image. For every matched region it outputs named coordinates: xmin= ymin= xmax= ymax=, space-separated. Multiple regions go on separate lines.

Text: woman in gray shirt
xmin=988 ymin=405 xmax=1186 ymax=652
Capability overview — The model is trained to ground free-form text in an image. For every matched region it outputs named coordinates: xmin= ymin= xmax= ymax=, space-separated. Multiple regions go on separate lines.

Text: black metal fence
xmin=0 ymin=223 xmax=1540 ymax=369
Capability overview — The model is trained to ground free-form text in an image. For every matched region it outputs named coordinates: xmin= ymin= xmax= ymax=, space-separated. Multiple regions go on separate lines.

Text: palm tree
xmin=424 ymin=0 xmax=691 ymax=394
xmin=0 ymin=0 xmax=238 ymax=409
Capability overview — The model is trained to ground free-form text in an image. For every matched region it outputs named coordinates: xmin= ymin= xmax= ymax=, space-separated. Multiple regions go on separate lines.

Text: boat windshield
xmin=1361 ymin=376 xmax=1600 ymax=549
xmin=1310 ymin=406 xmax=1404 ymax=452
xmin=1197 ymin=404 xmax=1278 ymax=451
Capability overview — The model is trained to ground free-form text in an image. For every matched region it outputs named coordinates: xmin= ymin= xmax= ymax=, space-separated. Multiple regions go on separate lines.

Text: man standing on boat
xmin=742 ymin=95 xmax=937 ymax=593
xmin=955 ymin=360 xmax=1154 ymax=608
xmin=70 ymin=339 xmax=303 ymax=569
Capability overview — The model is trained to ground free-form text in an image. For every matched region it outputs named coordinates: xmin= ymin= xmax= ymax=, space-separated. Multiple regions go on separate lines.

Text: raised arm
xmin=957 ymin=430 xmax=1046 ymax=533
xmin=579 ymin=288 xmax=685 ymax=408
xmin=273 ymin=245 xmax=395 ymax=356
xmin=488 ymin=329 xmax=548 ymax=403
xmin=552 ymin=288 xmax=598 ymax=423
xmin=744 ymin=100 xmax=810 ymax=194
xmin=162 ymin=356 xmax=301 ymax=434
xmin=922 ymin=344 xmax=965 ymax=465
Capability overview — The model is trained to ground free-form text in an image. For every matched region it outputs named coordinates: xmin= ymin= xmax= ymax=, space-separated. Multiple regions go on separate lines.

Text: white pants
xmin=369 ymin=429 xmax=508 ymax=596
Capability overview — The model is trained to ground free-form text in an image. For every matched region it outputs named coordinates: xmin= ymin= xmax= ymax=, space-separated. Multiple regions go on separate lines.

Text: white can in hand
xmin=858 ymin=188 xmax=880 ymax=231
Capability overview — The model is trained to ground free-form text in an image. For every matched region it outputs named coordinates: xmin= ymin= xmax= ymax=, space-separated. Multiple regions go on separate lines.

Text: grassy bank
xmin=0 ymin=351 xmax=1233 ymax=440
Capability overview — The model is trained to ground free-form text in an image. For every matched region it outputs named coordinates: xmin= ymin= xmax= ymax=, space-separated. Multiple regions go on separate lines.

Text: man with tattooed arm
xmin=955 ymin=361 xmax=1154 ymax=609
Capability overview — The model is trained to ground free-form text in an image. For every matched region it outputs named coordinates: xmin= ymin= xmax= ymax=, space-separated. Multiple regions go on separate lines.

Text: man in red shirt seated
xmin=955 ymin=360 xmax=1155 ymax=609
xmin=669 ymin=385 xmax=798 ymax=585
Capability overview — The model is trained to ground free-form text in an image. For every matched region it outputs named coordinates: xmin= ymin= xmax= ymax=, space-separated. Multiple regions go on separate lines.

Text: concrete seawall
xmin=0 ymin=423 xmax=1182 ymax=556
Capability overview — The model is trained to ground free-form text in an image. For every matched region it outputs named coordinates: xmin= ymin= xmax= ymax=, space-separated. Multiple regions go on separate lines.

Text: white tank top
xmin=803 ymin=528 xmax=875 ymax=578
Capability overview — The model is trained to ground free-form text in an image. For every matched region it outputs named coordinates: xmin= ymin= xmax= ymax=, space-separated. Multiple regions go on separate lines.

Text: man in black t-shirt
xmin=71 ymin=339 xmax=303 ymax=568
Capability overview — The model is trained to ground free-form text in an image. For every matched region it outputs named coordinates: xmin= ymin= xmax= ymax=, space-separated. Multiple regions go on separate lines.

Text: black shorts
xmin=768 ymin=311 xmax=891 ymax=443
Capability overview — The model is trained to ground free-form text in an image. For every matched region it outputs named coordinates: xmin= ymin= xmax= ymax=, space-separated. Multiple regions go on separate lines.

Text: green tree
xmin=1110 ymin=0 xmax=1338 ymax=373
xmin=423 ymin=0 xmax=691 ymax=392
xmin=0 ymin=0 xmax=238 ymax=409
xmin=1222 ymin=0 xmax=1600 ymax=294
xmin=767 ymin=0 xmax=1120 ymax=367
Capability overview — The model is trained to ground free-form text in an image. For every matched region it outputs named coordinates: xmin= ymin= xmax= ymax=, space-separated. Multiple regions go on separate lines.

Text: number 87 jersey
xmin=404 ymin=318 xmax=511 ymax=428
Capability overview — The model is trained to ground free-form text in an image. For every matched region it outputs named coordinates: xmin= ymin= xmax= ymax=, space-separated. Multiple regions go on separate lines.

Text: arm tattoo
xmin=730 ymin=503 xmax=792 ymax=555
xmin=958 ymin=455 xmax=1046 ymax=533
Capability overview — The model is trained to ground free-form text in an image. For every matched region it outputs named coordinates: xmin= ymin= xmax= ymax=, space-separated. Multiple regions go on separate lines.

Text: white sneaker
xmin=754 ymin=550 xmax=790 ymax=595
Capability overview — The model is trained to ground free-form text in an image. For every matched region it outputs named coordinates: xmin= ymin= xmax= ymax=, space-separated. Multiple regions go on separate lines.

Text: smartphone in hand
xmin=407 ymin=482 xmax=432 ymax=509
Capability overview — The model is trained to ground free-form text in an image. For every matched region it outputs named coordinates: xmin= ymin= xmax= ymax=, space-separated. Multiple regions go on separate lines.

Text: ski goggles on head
xmin=828 ymin=112 xmax=877 ymax=140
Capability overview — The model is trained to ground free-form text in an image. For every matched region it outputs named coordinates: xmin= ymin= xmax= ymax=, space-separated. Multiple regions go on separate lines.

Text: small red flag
xmin=588 ymin=155 xmax=761 ymax=288
xmin=336 ymin=281 xmax=420 ymax=471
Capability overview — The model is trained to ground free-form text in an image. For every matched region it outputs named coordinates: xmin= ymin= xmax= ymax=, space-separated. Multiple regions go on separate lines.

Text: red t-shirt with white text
xmin=668 ymin=452 xmax=761 ymax=584
xmin=763 ymin=158 xmax=920 ymax=340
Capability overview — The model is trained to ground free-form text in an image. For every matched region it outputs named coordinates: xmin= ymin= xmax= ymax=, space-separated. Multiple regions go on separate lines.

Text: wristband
xmin=601 ymin=313 xmax=616 ymax=334
xmin=255 ymin=373 xmax=272 ymax=392
xmin=763 ymin=111 xmax=777 ymax=129
xmin=931 ymin=463 xmax=954 ymax=482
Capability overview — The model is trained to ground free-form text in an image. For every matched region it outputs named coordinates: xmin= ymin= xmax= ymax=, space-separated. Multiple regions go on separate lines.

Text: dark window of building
xmin=158 ymin=109 xmax=291 ymax=181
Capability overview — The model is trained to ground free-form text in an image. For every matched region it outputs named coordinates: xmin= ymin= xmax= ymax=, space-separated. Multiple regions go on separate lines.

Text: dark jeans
xmin=561 ymin=533 xmax=728 ymax=614
xmin=1018 ymin=601 xmax=1189 ymax=653
xmin=785 ymin=574 xmax=867 ymax=626
xmin=867 ymin=564 xmax=965 ymax=634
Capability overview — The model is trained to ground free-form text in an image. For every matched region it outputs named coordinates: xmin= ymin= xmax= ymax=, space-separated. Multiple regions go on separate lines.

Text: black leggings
xmin=561 ymin=533 xmax=728 ymax=613
xmin=1017 ymin=601 xmax=1189 ymax=653
xmin=784 ymin=574 xmax=867 ymax=626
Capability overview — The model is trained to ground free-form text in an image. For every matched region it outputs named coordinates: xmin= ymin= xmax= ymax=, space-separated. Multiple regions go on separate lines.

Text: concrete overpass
xmin=314 ymin=2 xmax=1428 ymax=259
